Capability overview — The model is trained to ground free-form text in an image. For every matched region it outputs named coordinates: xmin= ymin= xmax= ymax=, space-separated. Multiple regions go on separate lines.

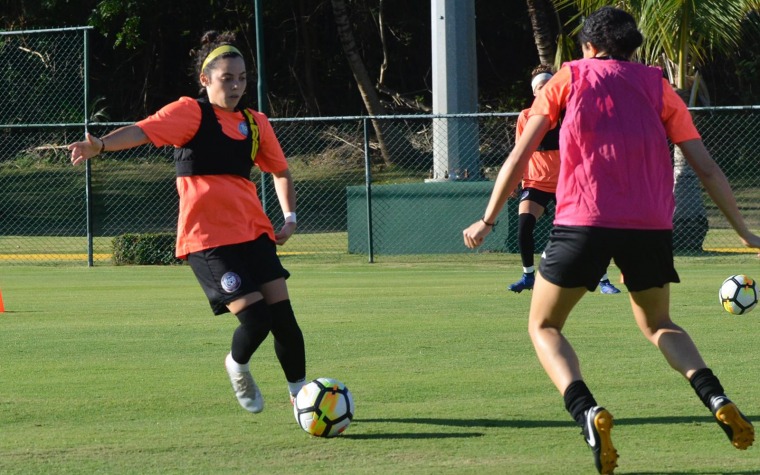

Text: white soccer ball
xmin=293 ymin=377 xmax=355 ymax=437
xmin=719 ymin=274 xmax=758 ymax=315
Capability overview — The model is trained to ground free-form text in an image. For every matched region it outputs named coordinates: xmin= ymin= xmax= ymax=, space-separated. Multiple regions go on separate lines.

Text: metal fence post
xmin=254 ymin=0 xmax=268 ymax=216
xmin=84 ymin=27 xmax=94 ymax=266
xmin=363 ymin=118 xmax=374 ymax=263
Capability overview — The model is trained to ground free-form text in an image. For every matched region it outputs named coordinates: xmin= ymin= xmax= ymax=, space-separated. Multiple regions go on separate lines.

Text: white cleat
xmin=224 ymin=353 xmax=264 ymax=413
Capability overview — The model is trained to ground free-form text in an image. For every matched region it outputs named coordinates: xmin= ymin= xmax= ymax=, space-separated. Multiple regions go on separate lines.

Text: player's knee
xmin=269 ymin=299 xmax=303 ymax=343
xmin=235 ymin=299 xmax=272 ymax=332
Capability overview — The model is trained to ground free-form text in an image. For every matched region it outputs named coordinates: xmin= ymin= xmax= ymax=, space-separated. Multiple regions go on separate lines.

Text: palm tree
xmin=526 ymin=0 xmax=561 ymax=66
xmin=551 ymin=0 xmax=760 ymax=252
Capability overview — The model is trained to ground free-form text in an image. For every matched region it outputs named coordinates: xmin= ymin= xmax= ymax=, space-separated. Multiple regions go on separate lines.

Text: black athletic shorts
xmin=187 ymin=235 xmax=290 ymax=315
xmin=538 ymin=226 xmax=680 ymax=292
xmin=519 ymin=187 xmax=556 ymax=208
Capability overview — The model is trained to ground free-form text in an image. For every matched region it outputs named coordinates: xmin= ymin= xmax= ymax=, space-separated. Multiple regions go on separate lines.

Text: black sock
xmin=269 ymin=299 xmax=306 ymax=383
xmin=517 ymin=213 xmax=537 ymax=269
xmin=230 ymin=300 xmax=272 ymax=364
xmin=689 ymin=368 xmax=726 ymax=409
xmin=564 ymin=380 xmax=598 ymax=426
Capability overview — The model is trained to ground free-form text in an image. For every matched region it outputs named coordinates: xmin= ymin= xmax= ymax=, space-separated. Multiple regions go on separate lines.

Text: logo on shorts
xmin=520 ymin=190 xmax=530 ymax=201
xmin=238 ymin=121 xmax=249 ymax=136
xmin=220 ymin=272 xmax=242 ymax=293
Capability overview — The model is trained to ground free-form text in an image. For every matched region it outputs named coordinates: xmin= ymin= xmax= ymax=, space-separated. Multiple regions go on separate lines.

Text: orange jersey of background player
xmin=516 ymin=108 xmax=560 ymax=193
xmin=137 ymin=97 xmax=289 ymax=258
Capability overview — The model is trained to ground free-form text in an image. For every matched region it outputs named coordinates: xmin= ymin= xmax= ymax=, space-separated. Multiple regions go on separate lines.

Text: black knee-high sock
xmin=689 ymin=368 xmax=726 ymax=409
xmin=231 ymin=300 xmax=272 ymax=364
xmin=269 ymin=299 xmax=306 ymax=383
xmin=564 ymin=380 xmax=598 ymax=426
xmin=518 ymin=213 xmax=537 ymax=269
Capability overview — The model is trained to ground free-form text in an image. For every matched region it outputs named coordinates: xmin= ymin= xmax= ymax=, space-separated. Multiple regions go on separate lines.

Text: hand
xmin=463 ymin=220 xmax=492 ymax=249
xmin=274 ymin=222 xmax=297 ymax=245
xmin=738 ymin=232 xmax=760 ymax=258
xmin=68 ymin=133 xmax=102 ymax=165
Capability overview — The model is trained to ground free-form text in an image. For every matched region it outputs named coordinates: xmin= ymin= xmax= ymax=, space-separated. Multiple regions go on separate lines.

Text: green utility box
xmin=346 ymin=181 xmax=554 ymax=255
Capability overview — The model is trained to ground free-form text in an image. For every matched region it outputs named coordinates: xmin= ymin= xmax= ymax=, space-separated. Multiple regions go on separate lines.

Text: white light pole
xmin=429 ymin=0 xmax=480 ymax=182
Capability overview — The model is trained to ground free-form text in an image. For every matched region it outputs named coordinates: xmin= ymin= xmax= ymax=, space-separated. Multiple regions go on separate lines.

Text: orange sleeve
xmin=515 ymin=109 xmax=529 ymax=141
xmin=136 ymin=96 xmax=201 ymax=147
xmin=660 ymin=79 xmax=701 ymax=143
xmin=528 ymin=66 xmax=571 ymax=128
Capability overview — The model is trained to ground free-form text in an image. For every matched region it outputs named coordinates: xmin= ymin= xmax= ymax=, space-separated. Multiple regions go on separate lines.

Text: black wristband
xmin=482 ymin=218 xmax=497 ymax=227
xmin=97 ymin=137 xmax=105 ymax=154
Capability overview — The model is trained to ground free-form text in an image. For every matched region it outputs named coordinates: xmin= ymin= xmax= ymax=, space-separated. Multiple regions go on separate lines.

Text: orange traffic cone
xmin=0 ymin=288 xmax=4 ymax=313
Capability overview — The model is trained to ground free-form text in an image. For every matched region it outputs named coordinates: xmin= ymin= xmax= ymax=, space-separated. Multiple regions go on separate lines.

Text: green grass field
xmin=1 ymin=256 xmax=759 ymax=474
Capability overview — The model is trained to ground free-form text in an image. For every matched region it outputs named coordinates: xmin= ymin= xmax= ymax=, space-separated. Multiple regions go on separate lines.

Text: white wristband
xmin=284 ymin=212 xmax=297 ymax=224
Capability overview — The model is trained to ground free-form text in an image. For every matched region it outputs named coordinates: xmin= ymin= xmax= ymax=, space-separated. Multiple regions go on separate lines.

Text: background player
xmin=509 ymin=65 xmax=620 ymax=295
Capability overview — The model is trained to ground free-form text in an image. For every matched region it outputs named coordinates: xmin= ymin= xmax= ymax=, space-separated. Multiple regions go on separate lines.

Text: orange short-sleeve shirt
xmin=516 ymin=109 xmax=560 ymax=193
xmin=137 ymin=97 xmax=288 ymax=258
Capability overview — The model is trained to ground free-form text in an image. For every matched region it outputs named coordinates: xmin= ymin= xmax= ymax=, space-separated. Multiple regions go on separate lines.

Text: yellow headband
xmin=201 ymin=45 xmax=242 ymax=71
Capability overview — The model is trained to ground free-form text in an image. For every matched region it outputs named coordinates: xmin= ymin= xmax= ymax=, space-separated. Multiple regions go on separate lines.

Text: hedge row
xmin=112 ymin=233 xmax=182 ymax=265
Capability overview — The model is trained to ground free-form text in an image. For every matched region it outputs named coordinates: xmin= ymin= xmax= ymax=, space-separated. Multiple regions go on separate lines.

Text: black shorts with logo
xmin=187 ymin=235 xmax=290 ymax=315
xmin=538 ymin=226 xmax=680 ymax=292
xmin=519 ymin=187 xmax=556 ymax=208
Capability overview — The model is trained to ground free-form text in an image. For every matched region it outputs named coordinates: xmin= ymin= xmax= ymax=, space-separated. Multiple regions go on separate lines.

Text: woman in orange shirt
xmin=68 ymin=31 xmax=306 ymax=414
xmin=509 ymin=65 xmax=620 ymax=295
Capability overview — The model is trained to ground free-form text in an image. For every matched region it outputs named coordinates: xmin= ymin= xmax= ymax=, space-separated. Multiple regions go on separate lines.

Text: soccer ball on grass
xmin=719 ymin=274 xmax=757 ymax=315
xmin=293 ymin=377 xmax=355 ymax=437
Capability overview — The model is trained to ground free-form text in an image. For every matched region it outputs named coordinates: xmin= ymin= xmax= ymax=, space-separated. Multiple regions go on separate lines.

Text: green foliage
xmin=90 ymin=0 xmax=142 ymax=49
xmin=3 ymin=0 xmax=760 ymax=118
xmin=552 ymin=0 xmax=760 ymax=90
xmin=112 ymin=232 xmax=181 ymax=265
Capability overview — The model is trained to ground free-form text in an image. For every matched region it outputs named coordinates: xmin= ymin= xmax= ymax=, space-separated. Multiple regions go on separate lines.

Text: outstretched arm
xmin=678 ymin=139 xmax=760 ymax=254
xmin=68 ymin=125 xmax=151 ymax=165
xmin=463 ymin=114 xmax=551 ymax=249
xmin=271 ymin=168 xmax=297 ymax=245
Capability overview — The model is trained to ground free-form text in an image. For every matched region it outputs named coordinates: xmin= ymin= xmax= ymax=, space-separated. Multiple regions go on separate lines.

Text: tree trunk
xmin=526 ymin=0 xmax=558 ymax=66
xmin=297 ymin=0 xmax=320 ymax=115
xmin=331 ymin=0 xmax=393 ymax=165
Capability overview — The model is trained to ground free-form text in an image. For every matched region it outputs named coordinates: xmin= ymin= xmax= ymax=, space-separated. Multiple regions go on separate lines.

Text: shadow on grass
xmin=351 ymin=416 xmax=758 ymax=473
xmin=357 ymin=414 xmax=760 ymax=428
xmin=341 ymin=431 xmax=485 ymax=440
xmin=356 ymin=417 xmax=572 ymax=429
xmin=629 ymin=472 xmax=759 ymax=475
xmin=616 ymin=414 xmax=759 ymax=426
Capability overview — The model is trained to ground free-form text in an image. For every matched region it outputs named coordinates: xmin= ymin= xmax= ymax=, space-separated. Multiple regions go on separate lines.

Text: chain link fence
xmin=2 ymin=28 xmax=759 ymax=266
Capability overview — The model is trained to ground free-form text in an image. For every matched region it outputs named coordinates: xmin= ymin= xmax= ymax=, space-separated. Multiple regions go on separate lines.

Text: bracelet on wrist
xmin=284 ymin=212 xmax=297 ymax=224
xmin=97 ymin=137 xmax=105 ymax=154
xmin=482 ymin=218 xmax=497 ymax=227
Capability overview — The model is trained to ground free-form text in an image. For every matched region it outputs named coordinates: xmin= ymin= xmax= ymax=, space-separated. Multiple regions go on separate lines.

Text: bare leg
xmin=528 ymin=272 xmax=588 ymax=393
xmin=518 ymin=199 xmax=545 ymax=219
xmin=628 ymin=284 xmax=706 ymax=379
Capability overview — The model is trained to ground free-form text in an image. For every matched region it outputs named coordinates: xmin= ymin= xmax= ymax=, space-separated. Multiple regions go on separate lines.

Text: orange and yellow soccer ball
xmin=719 ymin=274 xmax=758 ymax=315
xmin=294 ymin=377 xmax=355 ymax=437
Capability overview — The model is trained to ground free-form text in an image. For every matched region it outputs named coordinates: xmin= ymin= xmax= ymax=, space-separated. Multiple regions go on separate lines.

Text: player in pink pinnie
xmin=464 ymin=7 xmax=758 ymax=474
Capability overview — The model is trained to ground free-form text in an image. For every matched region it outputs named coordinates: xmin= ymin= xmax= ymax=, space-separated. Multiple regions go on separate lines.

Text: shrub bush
xmin=112 ymin=232 xmax=182 ymax=265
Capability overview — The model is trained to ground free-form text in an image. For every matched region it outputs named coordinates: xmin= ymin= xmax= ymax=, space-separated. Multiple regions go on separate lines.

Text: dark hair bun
xmin=579 ymin=6 xmax=642 ymax=58
xmin=200 ymin=31 xmax=220 ymax=46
